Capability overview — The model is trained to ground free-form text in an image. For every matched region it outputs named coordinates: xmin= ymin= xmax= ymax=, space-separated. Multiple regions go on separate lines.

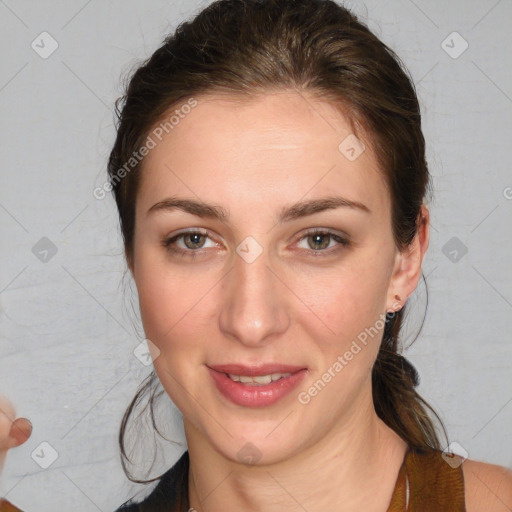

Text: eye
xmin=295 ymin=229 xmax=350 ymax=256
xmin=163 ymin=228 xmax=350 ymax=260
xmin=163 ymin=229 xmax=219 ymax=258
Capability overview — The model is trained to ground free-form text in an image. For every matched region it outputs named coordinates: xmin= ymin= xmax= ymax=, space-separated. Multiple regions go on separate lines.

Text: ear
xmin=386 ymin=204 xmax=430 ymax=312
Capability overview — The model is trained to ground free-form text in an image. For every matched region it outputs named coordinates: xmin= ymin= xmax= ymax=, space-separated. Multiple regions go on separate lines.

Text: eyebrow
xmin=146 ymin=196 xmax=371 ymax=222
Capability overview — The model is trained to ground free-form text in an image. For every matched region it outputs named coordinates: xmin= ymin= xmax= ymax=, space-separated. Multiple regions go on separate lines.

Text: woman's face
xmin=130 ymin=91 xmax=421 ymax=464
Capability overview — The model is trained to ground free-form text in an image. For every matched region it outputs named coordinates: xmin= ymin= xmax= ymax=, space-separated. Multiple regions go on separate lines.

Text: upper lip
xmin=207 ymin=363 xmax=307 ymax=376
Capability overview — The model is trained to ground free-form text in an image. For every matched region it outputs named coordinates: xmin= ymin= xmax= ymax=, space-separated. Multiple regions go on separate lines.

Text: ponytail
xmin=372 ymin=300 xmax=447 ymax=451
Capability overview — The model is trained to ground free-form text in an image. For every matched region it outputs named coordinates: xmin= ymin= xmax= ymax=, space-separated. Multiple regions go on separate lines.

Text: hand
xmin=0 ymin=395 xmax=32 ymax=478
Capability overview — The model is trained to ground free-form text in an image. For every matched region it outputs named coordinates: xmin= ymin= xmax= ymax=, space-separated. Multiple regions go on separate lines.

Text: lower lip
xmin=207 ymin=367 xmax=308 ymax=408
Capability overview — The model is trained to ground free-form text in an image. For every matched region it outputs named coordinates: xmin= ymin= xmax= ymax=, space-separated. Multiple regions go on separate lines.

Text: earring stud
xmin=386 ymin=294 xmax=403 ymax=313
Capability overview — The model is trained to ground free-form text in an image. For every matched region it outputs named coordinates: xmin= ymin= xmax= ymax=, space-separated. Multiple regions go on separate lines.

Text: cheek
xmin=136 ymin=272 xmax=171 ymax=341
xmin=134 ymin=253 xmax=217 ymax=351
xmin=297 ymin=261 xmax=390 ymax=342
xmin=133 ymin=259 xmax=207 ymax=406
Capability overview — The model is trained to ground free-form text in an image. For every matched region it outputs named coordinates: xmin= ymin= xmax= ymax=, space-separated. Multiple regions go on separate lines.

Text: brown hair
xmin=108 ymin=0 xmax=447 ymax=506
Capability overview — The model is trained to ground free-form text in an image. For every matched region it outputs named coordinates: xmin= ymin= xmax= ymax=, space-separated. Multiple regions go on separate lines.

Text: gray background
xmin=0 ymin=0 xmax=511 ymax=510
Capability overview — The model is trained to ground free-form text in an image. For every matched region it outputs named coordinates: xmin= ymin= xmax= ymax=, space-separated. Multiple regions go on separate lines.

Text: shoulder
xmin=462 ymin=458 xmax=512 ymax=512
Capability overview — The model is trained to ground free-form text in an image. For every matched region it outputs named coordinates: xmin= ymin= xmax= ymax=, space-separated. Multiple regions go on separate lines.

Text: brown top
xmin=387 ymin=448 xmax=466 ymax=511
xmin=0 ymin=447 xmax=466 ymax=511
xmin=0 ymin=498 xmax=21 ymax=512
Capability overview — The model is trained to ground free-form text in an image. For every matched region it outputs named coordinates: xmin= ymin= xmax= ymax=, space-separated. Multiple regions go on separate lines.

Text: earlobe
xmin=386 ymin=204 xmax=430 ymax=312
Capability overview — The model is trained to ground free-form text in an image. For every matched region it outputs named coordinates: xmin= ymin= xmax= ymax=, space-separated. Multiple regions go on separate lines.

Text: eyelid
xmin=298 ymin=227 xmax=350 ymax=240
xmin=294 ymin=228 xmax=351 ymax=253
xmin=163 ymin=227 xmax=218 ymax=246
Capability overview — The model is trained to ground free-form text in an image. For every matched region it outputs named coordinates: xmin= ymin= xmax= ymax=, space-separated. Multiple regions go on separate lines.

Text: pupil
xmin=186 ymin=233 xmax=204 ymax=249
xmin=310 ymin=234 xmax=329 ymax=250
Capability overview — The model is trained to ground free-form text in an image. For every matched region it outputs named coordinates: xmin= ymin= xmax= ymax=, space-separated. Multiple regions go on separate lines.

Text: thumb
xmin=0 ymin=395 xmax=33 ymax=451
xmin=6 ymin=418 xmax=32 ymax=449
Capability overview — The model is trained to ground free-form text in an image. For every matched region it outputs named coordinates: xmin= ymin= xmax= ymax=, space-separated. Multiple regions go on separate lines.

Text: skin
xmin=0 ymin=395 xmax=32 ymax=477
xmin=124 ymin=90 xmax=512 ymax=511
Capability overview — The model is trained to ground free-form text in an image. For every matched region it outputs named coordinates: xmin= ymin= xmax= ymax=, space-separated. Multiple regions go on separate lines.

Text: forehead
xmin=138 ymin=91 xmax=390 ymax=218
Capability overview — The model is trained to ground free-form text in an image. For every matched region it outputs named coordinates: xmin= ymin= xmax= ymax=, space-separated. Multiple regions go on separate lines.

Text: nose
xmin=218 ymin=246 xmax=290 ymax=347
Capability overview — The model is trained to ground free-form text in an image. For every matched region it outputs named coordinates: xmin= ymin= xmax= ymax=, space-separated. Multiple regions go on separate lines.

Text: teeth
xmin=228 ymin=373 xmax=292 ymax=385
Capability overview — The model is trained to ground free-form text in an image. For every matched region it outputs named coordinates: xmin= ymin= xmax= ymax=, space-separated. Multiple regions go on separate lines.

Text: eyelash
xmin=163 ymin=229 xmax=215 ymax=260
xmin=163 ymin=228 xmax=350 ymax=259
xmin=296 ymin=228 xmax=351 ymax=256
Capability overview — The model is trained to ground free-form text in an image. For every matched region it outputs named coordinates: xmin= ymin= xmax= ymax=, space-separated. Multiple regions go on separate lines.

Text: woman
xmin=1 ymin=0 xmax=511 ymax=510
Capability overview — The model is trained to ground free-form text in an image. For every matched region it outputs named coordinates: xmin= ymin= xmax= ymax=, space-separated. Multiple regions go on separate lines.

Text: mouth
xmin=225 ymin=372 xmax=293 ymax=385
xmin=206 ymin=363 xmax=308 ymax=407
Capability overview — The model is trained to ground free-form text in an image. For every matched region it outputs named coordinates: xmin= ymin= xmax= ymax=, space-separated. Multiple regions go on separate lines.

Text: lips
xmin=207 ymin=365 xmax=308 ymax=407
xmin=207 ymin=363 xmax=307 ymax=376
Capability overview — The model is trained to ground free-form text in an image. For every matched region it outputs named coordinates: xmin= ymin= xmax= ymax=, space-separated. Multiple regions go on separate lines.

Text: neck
xmin=185 ymin=387 xmax=408 ymax=512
